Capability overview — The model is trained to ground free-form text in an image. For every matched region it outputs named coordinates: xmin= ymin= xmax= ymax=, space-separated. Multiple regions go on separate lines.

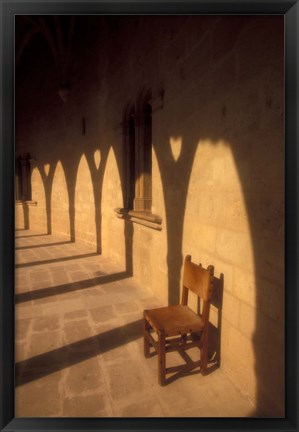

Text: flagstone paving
xmin=15 ymin=229 xmax=257 ymax=417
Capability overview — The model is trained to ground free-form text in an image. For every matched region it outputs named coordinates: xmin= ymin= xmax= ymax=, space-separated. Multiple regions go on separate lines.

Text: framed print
xmin=1 ymin=1 xmax=298 ymax=431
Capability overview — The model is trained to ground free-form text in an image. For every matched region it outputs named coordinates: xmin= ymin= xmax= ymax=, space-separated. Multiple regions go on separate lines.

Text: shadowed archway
xmin=15 ymin=14 xmax=285 ymax=417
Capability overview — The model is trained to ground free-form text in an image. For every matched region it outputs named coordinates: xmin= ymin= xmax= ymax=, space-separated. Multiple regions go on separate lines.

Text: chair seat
xmin=144 ymin=305 xmax=204 ymax=337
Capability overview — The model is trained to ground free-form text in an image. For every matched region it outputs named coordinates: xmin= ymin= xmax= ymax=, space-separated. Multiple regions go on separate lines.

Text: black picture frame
xmin=1 ymin=1 xmax=298 ymax=431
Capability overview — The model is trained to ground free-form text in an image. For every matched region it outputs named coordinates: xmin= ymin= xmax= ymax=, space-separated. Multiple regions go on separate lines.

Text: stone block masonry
xmin=16 ymin=15 xmax=284 ymax=416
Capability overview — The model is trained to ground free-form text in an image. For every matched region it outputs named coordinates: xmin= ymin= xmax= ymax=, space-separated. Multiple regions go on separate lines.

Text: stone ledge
xmin=16 ymin=200 xmax=38 ymax=206
xmin=114 ymin=208 xmax=162 ymax=231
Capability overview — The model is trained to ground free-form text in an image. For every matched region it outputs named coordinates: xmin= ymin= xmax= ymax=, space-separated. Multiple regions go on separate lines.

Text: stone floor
xmin=15 ymin=229 xmax=257 ymax=417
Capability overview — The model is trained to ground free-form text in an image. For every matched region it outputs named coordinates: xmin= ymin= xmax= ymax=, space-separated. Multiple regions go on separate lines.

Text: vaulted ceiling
xmin=16 ymin=16 xmax=76 ymax=101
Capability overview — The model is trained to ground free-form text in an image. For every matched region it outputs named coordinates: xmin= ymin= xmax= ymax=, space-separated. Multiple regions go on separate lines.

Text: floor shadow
xmin=15 ymin=252 xmax=99 ymax=269
xmin=15 ymin=15 xmax=285 ymax=416
xmin=164 ymin=353 xmax=202 ymax=385
xmin=16 ymin=318 xmax=143 ymax=386
xmin=15 ymin=233 xmax=50 ymax=239
xmin=148 ymin=347 xmax=219 ymax=386
xmin=15 ymin=271 xmax=131 ymax=303
xmin=15 ymin=241 xmax=73 ymax=250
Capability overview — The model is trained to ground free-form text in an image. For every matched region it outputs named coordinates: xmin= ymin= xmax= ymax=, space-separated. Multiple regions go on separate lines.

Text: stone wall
xmin=16 ymin=15 xmax=284 ymax=416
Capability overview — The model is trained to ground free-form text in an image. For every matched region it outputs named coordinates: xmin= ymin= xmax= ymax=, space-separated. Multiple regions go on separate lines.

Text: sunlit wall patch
xmin=94 ymin=149 xmax=101 ymax=170
xmin=51 ymin=160 xmax=70 ymax=238
xmin=44 ymin=163 xmax=50 ymax=177
xmin=169 ymin=136 xmax=182 ymax=162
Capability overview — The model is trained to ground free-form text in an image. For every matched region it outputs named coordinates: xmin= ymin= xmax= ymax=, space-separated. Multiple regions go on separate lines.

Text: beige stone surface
xmin=15 ymin=372 xmax=62 ymax=417
xmin=15 ymin=15 xmax=284 ymax=417
xmin=52 ymin=162 xmax=71 ymax=238
xmin=15 ymin=230 xmax=256 ymax=418
xmin=63 ymin=393 xmax=110 ymax=417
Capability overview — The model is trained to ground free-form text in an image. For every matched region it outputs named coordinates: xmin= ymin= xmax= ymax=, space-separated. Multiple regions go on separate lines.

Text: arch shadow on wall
xmin=15 ymin=14 xmax=285 ymax=418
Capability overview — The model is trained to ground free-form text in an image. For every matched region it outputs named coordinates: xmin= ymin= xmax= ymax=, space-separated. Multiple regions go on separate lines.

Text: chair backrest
xmin=182 ymin=255 xmax=214 ymax=306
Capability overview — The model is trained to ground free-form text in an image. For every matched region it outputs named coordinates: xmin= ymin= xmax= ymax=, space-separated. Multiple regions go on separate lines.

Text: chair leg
xmin=158 ymin=331 xmax=166 ymax=386
xmin=143 ymin=318 xmax=151 ymax=358
xmin=200 ymin=340 xmax=209 ymax=375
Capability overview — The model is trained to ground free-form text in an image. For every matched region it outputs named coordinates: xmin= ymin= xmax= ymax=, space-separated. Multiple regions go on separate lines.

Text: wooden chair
xmin=143 ymin=255 xmax=214 ymax=385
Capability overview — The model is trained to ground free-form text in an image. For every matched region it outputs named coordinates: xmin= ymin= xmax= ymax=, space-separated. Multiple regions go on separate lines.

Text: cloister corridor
xmin=15 ymin=229 xmax=256 ymax=417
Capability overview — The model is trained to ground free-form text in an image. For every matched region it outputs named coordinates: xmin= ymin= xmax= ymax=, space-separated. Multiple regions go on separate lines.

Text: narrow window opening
xmin=133 ymin=91 xmax=152 ymax=213
xmin=142 ymin=102 xmax=152 ymax=210
xmin=128 ymin=113 xmax=135 ymax=210
xmin=15 ymin=153 xmax=32 ymax=201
